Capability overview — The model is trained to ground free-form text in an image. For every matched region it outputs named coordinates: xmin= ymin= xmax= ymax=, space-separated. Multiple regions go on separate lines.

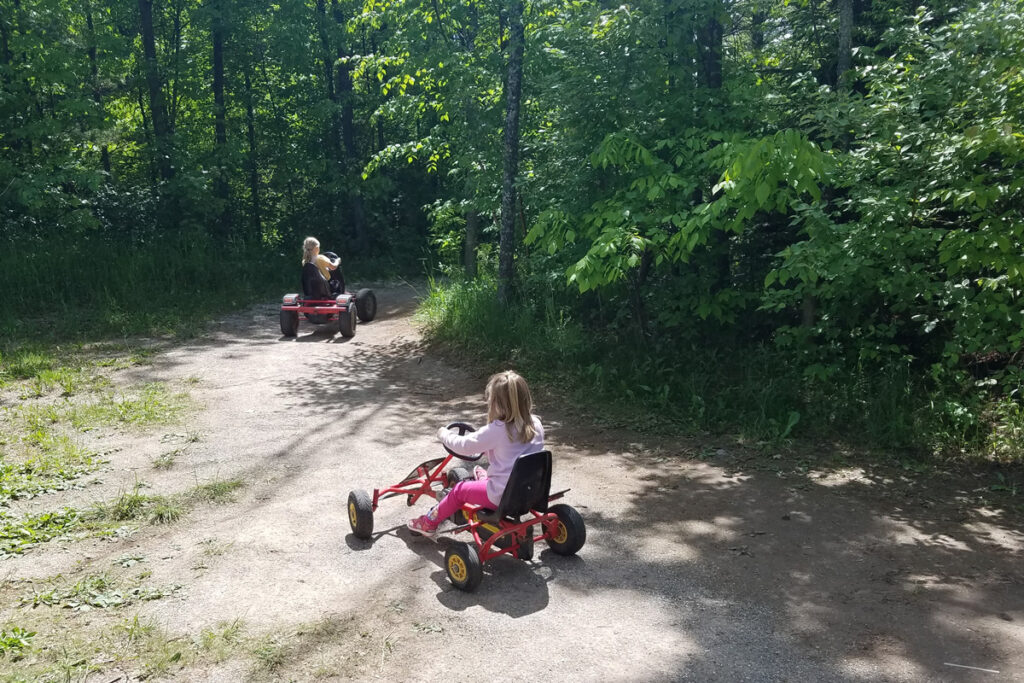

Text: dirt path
xmin=3 ymin=284 xmax=1023 ymax=682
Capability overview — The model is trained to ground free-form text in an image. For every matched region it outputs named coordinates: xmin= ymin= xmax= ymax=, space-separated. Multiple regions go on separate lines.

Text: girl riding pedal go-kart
xmin=279 ymin=236 xmax=377 ymax=338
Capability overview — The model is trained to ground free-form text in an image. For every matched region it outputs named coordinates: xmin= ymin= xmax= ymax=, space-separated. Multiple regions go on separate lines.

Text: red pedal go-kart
xmin=346 ymin=423 xmax=586 ymax=592
xmin=279 ymin=287 xmax=377 ymax=338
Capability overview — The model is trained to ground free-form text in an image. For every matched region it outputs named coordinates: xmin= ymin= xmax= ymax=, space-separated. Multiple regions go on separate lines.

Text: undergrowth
xmin=419 ymin=277 xmax=1024 ymax=463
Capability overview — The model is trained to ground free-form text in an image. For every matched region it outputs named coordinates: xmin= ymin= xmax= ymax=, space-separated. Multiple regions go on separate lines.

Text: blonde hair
xmin=301 ymin=236 xmax=320 ymax=265
xmin=486 ymin=370 xmax=536 ymax=443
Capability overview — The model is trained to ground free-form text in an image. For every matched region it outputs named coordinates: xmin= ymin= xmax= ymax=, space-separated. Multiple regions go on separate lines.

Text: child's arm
xmin=437 ymin=422 xmax=502 ymax=456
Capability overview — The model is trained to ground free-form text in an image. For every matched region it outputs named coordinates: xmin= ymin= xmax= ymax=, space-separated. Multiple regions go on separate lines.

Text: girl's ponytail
xmin=486 ymin=371 xmax=536 ymax=443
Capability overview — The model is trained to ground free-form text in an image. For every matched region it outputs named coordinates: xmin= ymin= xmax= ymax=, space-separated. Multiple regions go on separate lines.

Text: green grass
xmin=193 ymin=478 xmax=245 ymax=504
xmin=198 ymin=619 xmax=245 ymax=663
xmin=0 ymin=509 xmax=81 ymax=557
xmin=0 ymin=626 xmax=35 ymax=661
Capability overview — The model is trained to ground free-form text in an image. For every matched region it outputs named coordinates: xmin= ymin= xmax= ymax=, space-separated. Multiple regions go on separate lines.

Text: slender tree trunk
xmin=138 ymin=0 xmax=173 ymax=181
xmin=315 ymin=0 xmax=342 ymax=237
xmin=497 ymin=0 xmax=525 ymax=305
xmin=244 ymin=68 xmax=261 ymax=237
xmin=331 ymin=0 xmax=366 ymax=251
xmin=212 ymin=0 xmax=230 ymax=236
xmin=697 ymin=7 xmax=723 ymax=89
xmin=86 ymin=9 xmax=112 ymax=175
xmin=836 ymin=0 xmax=853 ymax=89
xmin=465 ymin=211 xmax=479 ymax=278
xmin=168 ymin=0 xmax=183 ymax=131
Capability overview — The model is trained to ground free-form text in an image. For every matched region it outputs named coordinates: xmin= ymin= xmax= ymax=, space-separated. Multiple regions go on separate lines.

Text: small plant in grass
xmin=0 ymin=626 xmax=35 ymax=660
xmin=199 ymin=618 xmax=245 ymax=662
xmin=148 ymin=497 xmax=184 ymax=524
xmin=117 ymin=615 xmax=156 ymax=643
xmin=153 ymin=449 xmax=180 ymax=469
xmin=114 ymin=615 xmax=192 ymax=678
xmin=108 ymin=487 xmax=149 ymax=521
xmin=194 ymin=478 xmax=244 ymax=503
xmin=250 ymin=634 xmax=290 ymax=676
xmin=23 ymin=573 xmax=181 ymax=610
xmin=0 ymin=508 xmax=80 ymax=557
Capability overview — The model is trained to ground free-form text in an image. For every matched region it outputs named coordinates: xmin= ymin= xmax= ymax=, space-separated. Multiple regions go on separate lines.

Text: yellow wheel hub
xmin=553 ymin=521 xmax=568 ymax=544
xmin=348 ymin=501 xmax=358 ymax=527
xmin=448 ymin=555 xmax=468 ymax=583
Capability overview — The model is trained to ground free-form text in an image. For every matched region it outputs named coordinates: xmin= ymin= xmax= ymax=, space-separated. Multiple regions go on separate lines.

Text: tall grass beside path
xmin=418 ymin=278 xmax=1022 ymax=461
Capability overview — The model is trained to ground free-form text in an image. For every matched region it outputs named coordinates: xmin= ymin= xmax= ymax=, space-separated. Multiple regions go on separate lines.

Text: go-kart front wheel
xmin=338 ymin=306 xmax=357 ymax=338
xmin=445 ymin=542 xmax=483 ymax=592
xmin=347 ymin=489 xmax=373 ymax=539
xmin=355 ymin=288 xmax=377 ymax=322
xmin=280 ymin=309 xmax=298 ymax=337
xmin=545 ymin=504 xmax=586 ymax=556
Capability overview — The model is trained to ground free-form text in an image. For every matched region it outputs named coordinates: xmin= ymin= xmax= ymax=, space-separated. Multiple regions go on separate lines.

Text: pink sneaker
xmin=473 ymin=466 xmax=488 ymax=481
xmin=407 ymin=515 xmax=439 ymax=540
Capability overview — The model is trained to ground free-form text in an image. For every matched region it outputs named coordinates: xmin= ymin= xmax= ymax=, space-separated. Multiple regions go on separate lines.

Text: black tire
xmin=280 ymin=309 xmax=298 ymax=337
xmin=445 ymin=542 xmax=483 ymax=592
xmin=518 ymin=525 xmax=535 ymax=561
xmin=446 ymin=467 xmax=472 ymax=488
xmin=347 ymin=490 xmax=373 ymax=539
xmin=338 ymin=306 xmax=357 ymax=338
xmin=545 ymin=504 xmax=586 ymax=556
xmin=355 ymin=288 xmax=377 ymax=322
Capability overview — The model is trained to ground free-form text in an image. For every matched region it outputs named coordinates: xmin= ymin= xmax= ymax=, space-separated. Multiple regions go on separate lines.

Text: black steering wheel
xmin=443 ymin=422 xmax=483 ymax=461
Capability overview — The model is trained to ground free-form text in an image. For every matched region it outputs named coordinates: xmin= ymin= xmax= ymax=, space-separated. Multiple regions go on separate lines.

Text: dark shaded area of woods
xmin=1 ymin=0 xmax=1022 ymax=456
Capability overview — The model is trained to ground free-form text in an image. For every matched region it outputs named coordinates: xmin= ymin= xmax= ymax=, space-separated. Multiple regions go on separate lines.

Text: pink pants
xmin=432 ymin=480 xmax=494 ymax=522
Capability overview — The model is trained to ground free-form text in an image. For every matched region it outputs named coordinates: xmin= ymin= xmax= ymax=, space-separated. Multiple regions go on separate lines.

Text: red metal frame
xmin=369 ymin=452 xmax=571 ymax=564
xmin=280 ymin=297 xmax=352 ymax=318
xmin=454 ymin=490 xmax=568 ymax=562
xmin=370 ymin=454 xmax=456 ymax=510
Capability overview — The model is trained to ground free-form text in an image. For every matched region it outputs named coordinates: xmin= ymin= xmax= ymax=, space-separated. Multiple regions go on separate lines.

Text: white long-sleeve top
xmin=440 ymin=416 xmax=545 ymax=506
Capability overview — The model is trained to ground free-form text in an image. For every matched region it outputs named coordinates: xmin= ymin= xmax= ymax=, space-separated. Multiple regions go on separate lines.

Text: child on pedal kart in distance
xmin=408 ymin=371 xmax=544 ymax=539
xmin=300 ymin=236 xmax=345 ymax=297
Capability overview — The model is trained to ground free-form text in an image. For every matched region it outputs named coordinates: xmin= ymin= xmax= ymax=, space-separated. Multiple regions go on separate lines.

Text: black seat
xmin=477 ymin=451 xmax=552 ymax=523
xmin=301 ymin=261 xmax=330 ymax=299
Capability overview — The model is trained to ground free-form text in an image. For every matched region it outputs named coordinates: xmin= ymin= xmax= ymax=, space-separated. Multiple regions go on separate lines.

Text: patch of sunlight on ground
xmin=838 ymin=633 xmax=930 ymax=681
xmin=884 ymin=523 xmax=973 ymax=552
xmin=961 ymin=520 xmax=1024 ymax=553
xmin=809 ymin=467 xmax=871 ymax=488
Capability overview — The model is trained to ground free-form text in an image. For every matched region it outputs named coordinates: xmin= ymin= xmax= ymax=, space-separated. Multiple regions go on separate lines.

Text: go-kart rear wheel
xmin=338 ymin=306 xmax=357 ymax=338
xmin=545 ymin=504 xmax=586 ymax=556
xmin=355 ymin=288 xmax=377 ymax=322
xmin=445 ymin=542 xmax=482 ymax=592
xmin=517 ymin=526 xmax=535 ymax=561
xmin=347 ymin=489 xmax=373 ymax=539
xmin=280 ymin=309 xmax=298 ymax=337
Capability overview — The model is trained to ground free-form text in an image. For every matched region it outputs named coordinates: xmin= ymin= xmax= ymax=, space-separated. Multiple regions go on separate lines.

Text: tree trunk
xmin=168 ymin=0 xmax=183 ymax=131
xmin=86 ymin=8 xmax=112 ymax=175
xmin=332 ymin=0 xmax=366 ymax=251
xmin=212 ymin=0 xmax=230 ymax=236
xmin=244 ymin=68 xmax=261 ymax=237
xmin=465 ymin=210 xmax=479 ymax=278
xmin=497 ymin=0 xmax=524 ymax=305
xmin=836 ymin=0 xmax=853 ymax=90
xmin=138 ymin=0 xmax=173 ymax=181
xmin=697 ymin=9 xmax=723 ymax=90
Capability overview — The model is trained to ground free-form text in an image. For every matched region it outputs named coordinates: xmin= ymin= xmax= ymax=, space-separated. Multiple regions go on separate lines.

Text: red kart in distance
xmin=347 ymin=423 xmax=586 ymax=591
xmin=279 ymin=288 xmax=376 ymax=338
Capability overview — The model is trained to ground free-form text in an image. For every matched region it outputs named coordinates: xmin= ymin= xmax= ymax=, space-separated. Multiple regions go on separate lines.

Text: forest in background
xmin=1 ymin=0 xmax=1023 ymax=459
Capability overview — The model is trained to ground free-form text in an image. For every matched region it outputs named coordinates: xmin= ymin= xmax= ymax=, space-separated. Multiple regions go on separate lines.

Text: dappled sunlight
xmin=961 ymin=520 xmax=1024 ymax=553
xmin=808 ymin=466 xmax=872 ymax=488
xmin=839 ymin=634 xmax=931 ymax=681
xmin=881 ymin=522 xmax=973 ymax=552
